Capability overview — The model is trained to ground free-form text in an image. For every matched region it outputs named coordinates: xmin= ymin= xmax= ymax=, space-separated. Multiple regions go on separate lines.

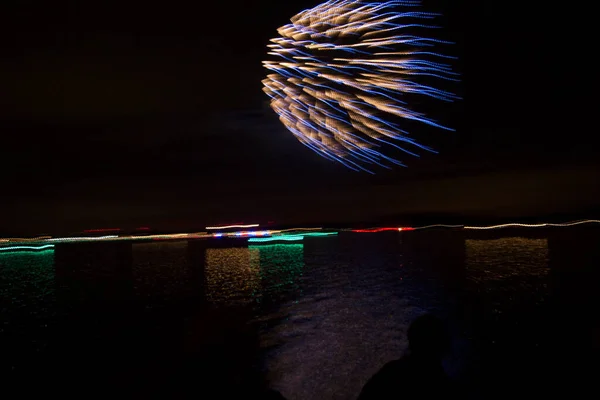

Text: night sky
xmin=1 ymin=0 xmax=597 ymax=235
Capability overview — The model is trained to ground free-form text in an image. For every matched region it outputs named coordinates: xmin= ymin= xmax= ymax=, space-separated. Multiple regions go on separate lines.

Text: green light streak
xmin=299 ymin=232 xmax=338 ymax=237
xmin=248 ymin=235 xmax=304 ymax=243
xmin=248 ymin=231 xmax=338 ymax=243
xmin=0 ymin=244 xmax=55 ymax=253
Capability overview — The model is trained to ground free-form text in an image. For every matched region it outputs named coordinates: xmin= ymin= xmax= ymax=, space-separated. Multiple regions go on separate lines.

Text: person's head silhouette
xmin=407 ymin=314 xmax=450 ymax=361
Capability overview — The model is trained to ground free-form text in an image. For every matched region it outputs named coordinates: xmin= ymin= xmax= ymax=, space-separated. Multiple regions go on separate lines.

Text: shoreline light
xmin=0 ymin=244 xmax=55 ymax=252
xmin=47 ymin=235 xmax=119 ymax=242
xmin=464 ymin=220 xmax=600 ymax=230
xmin=248 ymin=235 xmax=304 ymax=243
xmin=206 ymin=224 xmax=260 ymax=230
xmin=1 ymin=220 xmax=598 ymax=246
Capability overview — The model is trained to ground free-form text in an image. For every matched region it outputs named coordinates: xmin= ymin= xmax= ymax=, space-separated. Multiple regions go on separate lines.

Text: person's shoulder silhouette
xmin=358 ymin=314 xmax=452 ymax=399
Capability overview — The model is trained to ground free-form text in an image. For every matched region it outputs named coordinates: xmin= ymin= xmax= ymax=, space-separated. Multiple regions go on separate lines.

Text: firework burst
xmin=262 ymin=0 xmax=459 ymax=172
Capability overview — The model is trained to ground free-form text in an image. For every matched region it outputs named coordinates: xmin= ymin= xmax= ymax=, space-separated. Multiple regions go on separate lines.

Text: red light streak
xmin=352 ymin=227 xmax=399 ymax=233
xmin=83 ymin=228 xmax=121 ymax=233
xmin=136 ymin=227 xmax=150 ymax=231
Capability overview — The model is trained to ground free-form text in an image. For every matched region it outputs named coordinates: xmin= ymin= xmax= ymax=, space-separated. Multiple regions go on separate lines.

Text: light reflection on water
xmin=0 ymin=250 xmax=55 ymax=354
xmin=257 ymin=237 xmax=412 ymax=400
xmin=205 ymin=247 xmax=261 ymax=306
xmin=203 ymin=244 xmax=305 ymax=308
xmin=466 ymin=238 xmax=549 ymax=283
xmin=1 ymin=230 xmax=599 ymax=398
xmin=465 ymin=237 xmax=550 ymax=314
xmin=252 ymin=244 xmax=304 ymax=306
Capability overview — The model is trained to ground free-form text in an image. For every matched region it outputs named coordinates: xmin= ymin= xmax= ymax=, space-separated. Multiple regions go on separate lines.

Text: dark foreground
xmin=2 ymin=228 xmax=599 ymax=398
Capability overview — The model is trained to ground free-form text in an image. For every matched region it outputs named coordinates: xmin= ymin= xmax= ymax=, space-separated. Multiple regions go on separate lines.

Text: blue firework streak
xmin=262 ymin=0 xmax=459 ymax=173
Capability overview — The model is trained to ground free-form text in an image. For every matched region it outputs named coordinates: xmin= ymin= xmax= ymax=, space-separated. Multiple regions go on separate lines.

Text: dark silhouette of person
xmin=357 ymin=314 xmax=452 ymax=399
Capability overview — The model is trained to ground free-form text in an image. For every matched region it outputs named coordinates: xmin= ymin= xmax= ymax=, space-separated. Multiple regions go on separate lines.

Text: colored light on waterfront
xmin=299 ymin=232 xmax=338 ymax=237
xmin=206 ymin=224 xmax=260 ymax=230
xmin=464 ymin=220 xmax=600 ymax=230
xmin=46 ymin=235 xmax=119 ymax=242
xmin=248 ymin=235 xmax=304 ymax=243
xmin=352 ymin=227 xmax=400 ymax=233
xmin=0 ymin=236 xmax=52 ymax=243
xmin=0 ymin=244 xmax=55 ymax=252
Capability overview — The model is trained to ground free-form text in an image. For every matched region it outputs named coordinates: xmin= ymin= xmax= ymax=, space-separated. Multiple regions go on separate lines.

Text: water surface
xmin=2 ymin=228 xmax=599 ymax=398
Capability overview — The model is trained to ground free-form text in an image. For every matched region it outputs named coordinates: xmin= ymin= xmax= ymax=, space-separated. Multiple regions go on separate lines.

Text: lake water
xmin=2 ymin=228 xmax=599 ymax=398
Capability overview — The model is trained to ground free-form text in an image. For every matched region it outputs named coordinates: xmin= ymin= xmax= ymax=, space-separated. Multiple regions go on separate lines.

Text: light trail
xmin=93 ymin=233 xmax=211 ymax=241
xmin=147 ymin=233 xmax=211 ymax=240
xmin=232 ymin=231 xmax=271 ymax=237
xmin=351 ymin=227 xmax=414 ymax=232
xmin=348 ymin=220 xmax=600 ymax=233
xmin=212 ymin=231 xmax=271 ymax=238
xmin=412 ymin=224 xmax=463 ymax=230
xmin=205 ymin=224 xmax=260 ymax=230
xmin=270 ymin=227 xmax=323 ymax=233
xmin=0 ymin=244 xmax=55 ymax=252
xmin=1 ymin=220 xmax=598 ymax=246
xmin=0 ymin=236 xmax=52 ymax=243
xmin=464 ymin=220 xmax=600 ymax=230
xmin=46 ymin=235 xmax=119 ymax=242
xmin=248 ymin=235 xmax=304 ymax=243
xmin=352 ymin=227 xmax=401 ymax=233
xmin=297 ymin=232 xmax=338 ymax=237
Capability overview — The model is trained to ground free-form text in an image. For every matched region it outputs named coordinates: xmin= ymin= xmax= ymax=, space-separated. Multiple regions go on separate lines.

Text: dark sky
xmin=1 ymin=0 xmax=597 ymax=235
